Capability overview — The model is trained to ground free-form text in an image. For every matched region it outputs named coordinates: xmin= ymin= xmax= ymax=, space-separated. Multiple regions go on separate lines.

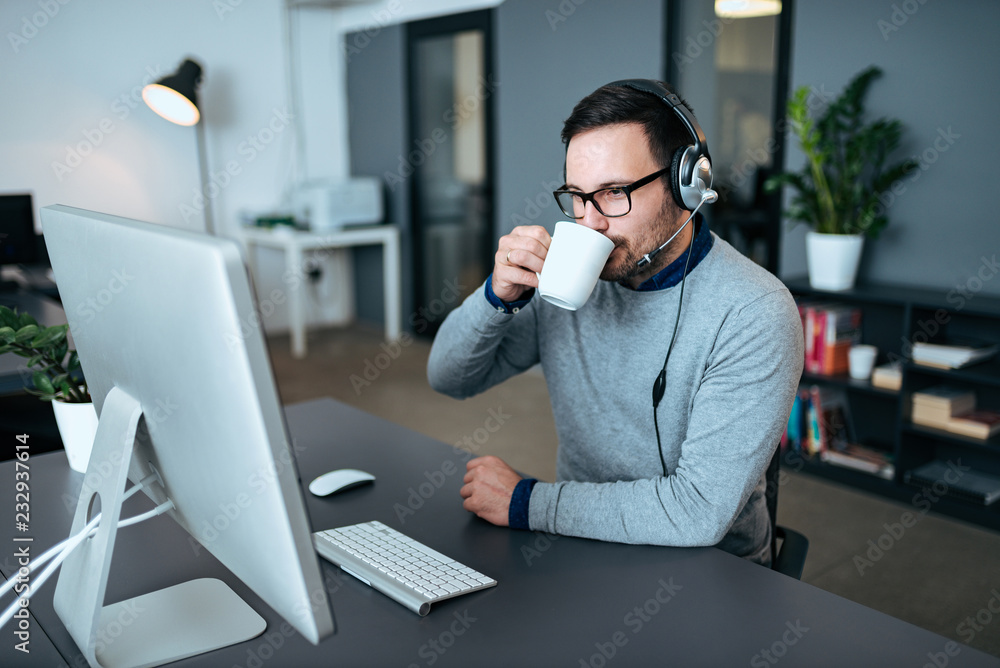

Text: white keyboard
xmin=313 ymin=521 xmax=497 ymax=616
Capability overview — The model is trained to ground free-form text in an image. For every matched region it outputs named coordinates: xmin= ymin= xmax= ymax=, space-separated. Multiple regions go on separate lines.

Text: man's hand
xmin=460 ymin=456 xmax=522 ymax=526
xmin=492 ymin=225 xmax=551 ymax=303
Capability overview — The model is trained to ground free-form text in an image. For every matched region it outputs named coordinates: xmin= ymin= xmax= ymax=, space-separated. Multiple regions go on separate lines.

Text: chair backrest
xmin=764 ymin=446 xmax=781 ymax=563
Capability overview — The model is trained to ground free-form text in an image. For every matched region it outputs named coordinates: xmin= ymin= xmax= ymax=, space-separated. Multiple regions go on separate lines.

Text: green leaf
xmin=770 ymin=65 xmax=912 ymax=237
xmin=0 ymin=344 xmax=13 ymax=355
xmin=31 ymin=325 xmax=67 ymax=350
xmin=17 ymin=312 xmax=37 ymax=328
xmin=0 ymin=306 xmax=19 ymax=329
xmin=57 ymin=378 xmax=74 ymax=399
xmin=32 ymin=371 xmax=55 ymax=395
xmin=26 ymin=354 xmax=44 ymax=368
xmin=68 ymin=350 xmax=81 ymax=371
xmin=0 ymin=326 xmax=16 ymax=345
xmin=14 ymin=325 xmax=39 ymax=344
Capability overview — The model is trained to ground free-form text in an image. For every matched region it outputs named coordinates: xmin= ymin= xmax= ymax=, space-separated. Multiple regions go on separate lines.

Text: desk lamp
xmin=142 ymin=58 xmax=215 ymax=234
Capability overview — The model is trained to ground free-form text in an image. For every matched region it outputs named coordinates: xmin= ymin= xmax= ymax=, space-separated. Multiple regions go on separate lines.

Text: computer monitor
xmin=39 ymin=205 xmax=334 ymax=668
xmin=0 ymin=193 xmax=40 ymax=290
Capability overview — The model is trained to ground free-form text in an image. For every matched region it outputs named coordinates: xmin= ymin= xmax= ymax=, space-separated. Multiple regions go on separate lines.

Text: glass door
xmin=407 ymin=10 xmax=494 ymax=337
xmin=668 ymin=0 xmax=792 ymax=273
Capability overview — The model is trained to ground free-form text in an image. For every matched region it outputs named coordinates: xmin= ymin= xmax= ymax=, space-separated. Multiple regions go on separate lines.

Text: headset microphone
xmin=636 ymin=189 xmax=717 ymax=268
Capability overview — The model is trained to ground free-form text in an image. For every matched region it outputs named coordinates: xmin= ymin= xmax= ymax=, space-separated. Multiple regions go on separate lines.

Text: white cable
xmin=0 ymin=473 xmax=159 ymax=597
xmin=2 ymin=515 xmax=101 ymax=595
xmin=0 ymin=475 xmax=170 ymax=628
xmin=0 ymin=499 xmax=174 ymax=629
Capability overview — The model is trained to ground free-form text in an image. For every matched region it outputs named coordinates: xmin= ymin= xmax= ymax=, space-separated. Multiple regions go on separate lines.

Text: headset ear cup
xmin=670 ymin=146 xmax=690 ymax=211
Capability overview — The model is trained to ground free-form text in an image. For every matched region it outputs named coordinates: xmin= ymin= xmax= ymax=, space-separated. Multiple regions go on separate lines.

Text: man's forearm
xmin=427 ymin=281 xmax=540 ymax=399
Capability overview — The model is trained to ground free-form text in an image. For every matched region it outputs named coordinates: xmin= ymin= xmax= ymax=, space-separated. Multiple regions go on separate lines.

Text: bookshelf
xmin=784 ymin=278 xmax=1000 ymax=532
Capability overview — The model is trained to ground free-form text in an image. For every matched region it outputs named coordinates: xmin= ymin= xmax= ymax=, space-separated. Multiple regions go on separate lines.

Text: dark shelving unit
xmin=785 ymin=277 xmax=1000 ymax=532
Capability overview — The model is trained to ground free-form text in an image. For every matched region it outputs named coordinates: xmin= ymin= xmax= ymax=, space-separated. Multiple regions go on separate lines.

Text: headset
xmin=608 ymin=79 xmax=715 ymax=212
xmin=607 ymin=79 xmax=717 ymax=476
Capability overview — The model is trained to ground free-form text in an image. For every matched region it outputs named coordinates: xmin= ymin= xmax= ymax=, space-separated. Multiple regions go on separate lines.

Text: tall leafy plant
xmin=765 ymin=66 xmax=917 ymax=237
xmin=0 ymin=305 xmax=89 ymax=403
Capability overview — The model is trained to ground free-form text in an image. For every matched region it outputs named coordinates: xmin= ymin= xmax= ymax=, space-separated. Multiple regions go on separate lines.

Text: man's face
xmin=564 ymin=122 xmax=683 ymax=286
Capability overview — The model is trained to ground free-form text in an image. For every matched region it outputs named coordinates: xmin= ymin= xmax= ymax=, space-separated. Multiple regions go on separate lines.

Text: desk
xmin=240 ymin=226 xmax=401 ymax=358
xmin=1 ymin=398 xmax=998 ymax=667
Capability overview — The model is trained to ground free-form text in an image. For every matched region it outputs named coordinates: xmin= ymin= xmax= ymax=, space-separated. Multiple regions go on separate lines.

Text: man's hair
xmin=560 ymin=80 xmax=696 ymax=173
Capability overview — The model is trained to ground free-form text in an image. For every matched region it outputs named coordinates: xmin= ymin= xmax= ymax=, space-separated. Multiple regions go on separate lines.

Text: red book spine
xmin=812 ymin=310 xmax=826 ymax=374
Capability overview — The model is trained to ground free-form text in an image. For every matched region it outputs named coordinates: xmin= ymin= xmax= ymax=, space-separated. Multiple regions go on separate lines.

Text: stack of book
xmin=912 ymin=338 xmax=998 ymax=369
xmin=783 ymin=386 xmax=851 ymax=457
xmin=820 ymin=444 xmax=895 ymax=480
xmin=871 ymin=361 xmax=902 ymax=391
xmin=799 ymin=302 xmax=863 ymax=376
xmin=910 ymin=385 xmax=1000 ymax=440
xmin=782 ymin=384 xmax=895 ymax=479
xmin=905 ymin=461 xmax=1000 ymax=506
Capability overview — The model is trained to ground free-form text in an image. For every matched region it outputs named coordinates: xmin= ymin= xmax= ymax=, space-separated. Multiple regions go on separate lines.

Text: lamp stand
xmin=195 ymin=120 xmax=215 ymax=235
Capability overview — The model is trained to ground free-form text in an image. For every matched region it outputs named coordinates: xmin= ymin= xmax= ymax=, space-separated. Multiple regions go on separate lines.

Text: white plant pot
xmin=52 ymin=400 xmax=99 ymax=473
xmin=805 ymin=231 xmax=864 ymax=291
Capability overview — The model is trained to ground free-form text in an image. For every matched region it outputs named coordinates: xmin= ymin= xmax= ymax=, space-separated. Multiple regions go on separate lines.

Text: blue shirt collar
xmin=632 ymin=214 xmax=713 ymax=292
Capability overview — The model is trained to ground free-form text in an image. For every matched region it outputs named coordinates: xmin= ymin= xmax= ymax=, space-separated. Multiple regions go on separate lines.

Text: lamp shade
xmin=142 ymin=59 xmax=203 ymax=126
xmin=715 ymin=0 xmax=781 ymax=18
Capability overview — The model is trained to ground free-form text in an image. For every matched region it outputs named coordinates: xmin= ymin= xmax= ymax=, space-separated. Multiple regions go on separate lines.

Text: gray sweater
xmin=427 ymin=233 xmax=804 ymax=565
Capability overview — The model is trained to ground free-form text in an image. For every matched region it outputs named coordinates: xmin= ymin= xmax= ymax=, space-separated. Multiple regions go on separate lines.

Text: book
xmin=799 ymin=303 xmax=863 ymax=376
xmin=782 ymin=386 xmax=854 ymax=456
xmin=911 ymin=386 xmax=976 ymax=414
xmin=802 ymin=304 xmax=823 ymax=374
xmin=820 ymin=306 xmax=862 ymax=375
xmin=806 ymin=387 xmax=822 ymax=456
xmin=945 ymin=411 xmax=1000 ymax=440
xmin=911 ymin=409 xmax=957 ymax=431
xmin=784 ymin=390 xmax=804 ymax=453
xmin=905 ymin=461 xmax=1000 ymax=506
xmin=912 ymin=338 xmax=999 ymax=369
xmin=871 ymin=362 xmax=902 ymax=391
xmin=821 ymin=444 xmax=895 ymax=480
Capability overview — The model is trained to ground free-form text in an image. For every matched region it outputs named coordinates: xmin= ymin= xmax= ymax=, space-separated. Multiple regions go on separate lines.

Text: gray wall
xmin=778 ymin=0 xmax=1000 ymax=296
xmin=348 ymin=0 xmax=1000 ymax=328
xmin=346 ymin=23 xmax=413 ymax=325
xmin=494 ymin=0 xmax=664 ymax=238
xmin=347 ymin=0 xmax=665 ymax=331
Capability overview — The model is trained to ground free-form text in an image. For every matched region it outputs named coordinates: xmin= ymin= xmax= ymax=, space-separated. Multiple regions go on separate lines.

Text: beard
xmin=599 ymin=202 xmax=686 ymax=284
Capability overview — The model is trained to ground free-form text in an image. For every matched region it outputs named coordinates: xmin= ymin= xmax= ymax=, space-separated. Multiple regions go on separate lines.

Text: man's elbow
xmin=690 ymin=510 xmax=736 ymax=546
xmin=426 ymin=364 xmax=470 ymax=399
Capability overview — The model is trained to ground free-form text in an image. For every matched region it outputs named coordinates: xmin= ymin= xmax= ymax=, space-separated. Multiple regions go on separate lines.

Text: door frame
xmin=405 ymin=9 xmax=496 ymax=336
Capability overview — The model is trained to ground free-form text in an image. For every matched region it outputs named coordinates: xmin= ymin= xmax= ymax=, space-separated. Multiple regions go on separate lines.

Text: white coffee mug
xmin=537 ymin=221 xmax=615 ymax=311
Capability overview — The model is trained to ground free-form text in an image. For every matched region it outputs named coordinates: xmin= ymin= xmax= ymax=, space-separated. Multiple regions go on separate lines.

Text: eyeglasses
xmin=552 ymin=167 xmax=669 ymax=219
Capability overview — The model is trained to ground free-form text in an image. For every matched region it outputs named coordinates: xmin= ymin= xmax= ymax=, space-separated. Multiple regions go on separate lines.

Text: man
xmin=426 ymin=80 xmax=803 ymax=566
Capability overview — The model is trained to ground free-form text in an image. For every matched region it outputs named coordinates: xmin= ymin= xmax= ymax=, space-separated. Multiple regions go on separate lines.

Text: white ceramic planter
xmin=806 ymin=231 xmax=864 ymax=291
xmin=52 ymin=400 xmax=99 ymax=473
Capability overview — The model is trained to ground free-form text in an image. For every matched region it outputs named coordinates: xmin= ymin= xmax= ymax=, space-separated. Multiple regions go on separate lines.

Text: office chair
xmin=765 ymin=448 xmax=809 ymax=579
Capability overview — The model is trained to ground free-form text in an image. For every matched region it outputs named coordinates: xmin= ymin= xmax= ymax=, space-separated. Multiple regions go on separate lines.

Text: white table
xmin=239 ymin=225 xmax=401 ymax=358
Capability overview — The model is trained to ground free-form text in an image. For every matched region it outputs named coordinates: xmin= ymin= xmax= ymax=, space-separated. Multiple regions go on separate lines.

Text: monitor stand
xmin=52 ymin=386 xmax=266 ymax=668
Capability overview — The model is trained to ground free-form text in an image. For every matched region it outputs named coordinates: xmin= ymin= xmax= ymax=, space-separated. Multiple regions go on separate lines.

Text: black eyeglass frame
xmin=552 ymin=166 xmax=670 ymax=219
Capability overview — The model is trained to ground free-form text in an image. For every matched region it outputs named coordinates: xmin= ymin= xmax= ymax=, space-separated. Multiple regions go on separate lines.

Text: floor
xmin=268 ymin=324 xmax=1000 ymax=659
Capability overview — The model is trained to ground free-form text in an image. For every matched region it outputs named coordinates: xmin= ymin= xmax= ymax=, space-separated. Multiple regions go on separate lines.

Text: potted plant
xmin=0 ymin=304 xmax=96 ymax=472
xmin=765 ymin=66 xmax=917 ymax=291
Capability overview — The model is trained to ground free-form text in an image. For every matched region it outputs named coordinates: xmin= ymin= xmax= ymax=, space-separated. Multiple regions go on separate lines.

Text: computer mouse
xmin=308 ymin=469 xmax=375 ymax=496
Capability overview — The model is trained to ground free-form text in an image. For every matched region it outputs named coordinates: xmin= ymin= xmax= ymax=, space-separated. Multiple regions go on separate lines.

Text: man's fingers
xmin=510 ymin=225 xmax=552 ymax=248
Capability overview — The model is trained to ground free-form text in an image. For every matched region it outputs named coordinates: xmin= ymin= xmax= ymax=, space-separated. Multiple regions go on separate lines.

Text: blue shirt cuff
xmin=508 ymin=478 xmax=538 ymax=530
xmin=484 ymin=274 xmax=534 ymax=314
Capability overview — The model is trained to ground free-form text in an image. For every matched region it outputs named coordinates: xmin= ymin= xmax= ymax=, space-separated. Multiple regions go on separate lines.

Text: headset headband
xmin=607 ymin=79 xmax=711 ymax=185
